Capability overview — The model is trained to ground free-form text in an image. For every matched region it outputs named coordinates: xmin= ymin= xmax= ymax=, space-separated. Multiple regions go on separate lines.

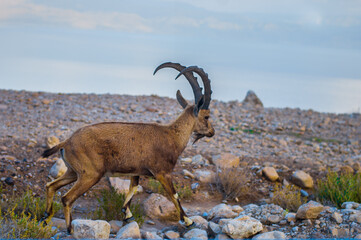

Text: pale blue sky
xmin=1 ymin=0 xmax=361 ymax=113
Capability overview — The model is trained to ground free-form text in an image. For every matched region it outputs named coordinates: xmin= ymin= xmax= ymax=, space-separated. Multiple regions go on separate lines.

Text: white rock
xmin=164 ymin=230 xmax=180 ymax=239
xmin=208 ymin=204 xmax=238 ymax=220
xmin=331 ymin=212 xmax=343 ymax=224
xmin=222 ymin=216 xmax=263 ymax=239
xmin=192 ymin=154 xmax=205 ymax=165
xmin=183 ymin=228 xmax=208 ymax=240
xmin=49 ymin=158 xmax=67 ymax=179
xmin=143 ymin=193 xmax=178 ymax=221
xmin=252 ymin=231 xmax=286 ymax=239
xmin=71 ymin=219 xmax=110 ymax=239
xmin=194 ymin=170 xmax=216 ymax=183
xmin=116 ymin=221 xmax=140 ymax=239
xmin=209 ymin=221 xmax=222 ymax=235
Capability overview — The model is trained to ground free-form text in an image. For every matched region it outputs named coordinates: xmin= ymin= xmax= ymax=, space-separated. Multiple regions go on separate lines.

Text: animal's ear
xmin=194 ymin=95 xmax=204 ymax=116
xmin=176 ymin=90 xmax=188 ymax=109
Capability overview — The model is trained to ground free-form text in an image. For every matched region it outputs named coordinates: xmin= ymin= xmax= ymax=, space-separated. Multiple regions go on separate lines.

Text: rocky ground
xmin=0 ymin=89 xmax=361 ymax=239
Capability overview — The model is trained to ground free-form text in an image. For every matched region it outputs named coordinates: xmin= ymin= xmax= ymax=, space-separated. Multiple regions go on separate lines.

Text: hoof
xmin=186 ymin=221 xmax=196 ymax=229
xmin=124 ymin=216 xmax=135 ymax=224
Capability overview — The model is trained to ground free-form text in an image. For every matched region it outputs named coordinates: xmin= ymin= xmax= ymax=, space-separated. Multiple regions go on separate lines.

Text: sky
xmin=0 ymin=0 xmax=361 ymax=113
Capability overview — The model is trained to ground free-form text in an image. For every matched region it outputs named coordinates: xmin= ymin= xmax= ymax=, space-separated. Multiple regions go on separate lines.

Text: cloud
xmin=0 ymin=0 xmax=152 ymax=32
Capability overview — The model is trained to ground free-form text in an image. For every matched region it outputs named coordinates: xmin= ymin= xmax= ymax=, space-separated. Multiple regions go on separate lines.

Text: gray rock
xmin=164 ymin=230 xmax=180 ymax=239
xmin=190 ymin=215 xmax=208 ymax=230
xmin=143 ymin=193 xmax=178 ymax=221
xmin=49 ymin=158 xmax=67 ymax=179
xmin=291 ymin=170 xmax=314 ymax=188
xmin=296 ymin=201 xmax=324 ymax=219
xmin=194 ymin=170 xmax=216 ymax=183
xmin=342 ymin=201 xmax=360 ymax=209
xmin=184 ymin=228 xmax=208 ymax=240
xmin=50 ymin=217 xmax=67 ymax=231
xmin=71 ymin=219 xmax=110 ymax=239
xmin=209 ymin=221 xmax=222 ymax=235
xmin=109 ymin=220 xmax=123 ymax=234
xmin=211 ymin=153 xmax=240 ymax=168
xmin=262 ymin=167 xmax=279 ymax=181
xmin=208 ymin=204 xmax=238 ymax=220
xmin=241 ymin=90 xmax=263 ymax=108
xmin=215 ymin=233 xmax=231 ymax=239
xmin=252 ymin=231 xmax=287 ymax=239
xmin=331 ymin=212 xmax=343 ymax=223
xmin=192 ymin=154 xmax=205 ymax=165
xmin=142 ymin=231 xmax=162 ymax=239
xmin=222 ymin=216 xmax=263 ymax=239
xmin=349 ymin=212 xmax=361 ymax=223
xmin=183 ymin=169 xmax=195 ymax=179
xmin=116 ymin=221 xmax=140 ymax=239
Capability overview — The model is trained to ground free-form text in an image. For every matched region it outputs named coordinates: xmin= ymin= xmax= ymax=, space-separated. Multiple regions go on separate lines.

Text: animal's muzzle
xmin=207 ymin=128 xmax=215 ymax=137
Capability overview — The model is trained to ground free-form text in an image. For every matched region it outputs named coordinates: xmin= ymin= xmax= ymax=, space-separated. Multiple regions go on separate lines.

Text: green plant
xmin=93 ymin=187 xmax=144 ymax=226
xmin=147 ymin=179 xmax=192 ymax=200
xmin=215 ymin=167 xmax=251 ymax=200
xmin=316 ymin=171 xmax=361 ymax=208
xmin=271 ymin=183 xmax=307 ymax=212
xmin=0 ymin=193 xmax=57 ymax=239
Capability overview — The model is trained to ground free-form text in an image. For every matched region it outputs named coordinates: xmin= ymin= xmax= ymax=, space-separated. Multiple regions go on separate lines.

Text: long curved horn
xmin=153 ymin=62 xmax=202 ymax=105
xmin=176 ymin=66 xmax=212 ymax=110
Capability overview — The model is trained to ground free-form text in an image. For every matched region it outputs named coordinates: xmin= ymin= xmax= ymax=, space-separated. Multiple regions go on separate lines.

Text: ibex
xmin=41 ymin=62 xmax=215 ymax=233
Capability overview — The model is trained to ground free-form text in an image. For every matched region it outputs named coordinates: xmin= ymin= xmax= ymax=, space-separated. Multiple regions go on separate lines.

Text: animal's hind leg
xmin=61 ymin=173 xmax=102 ymax=233
xmin=122 ymin=176 xmax=139 ymax=223
xmin=155 ymin=173 xmax=194 ymax=227
xmin=43 ymin=169 xmax=77 ymax=220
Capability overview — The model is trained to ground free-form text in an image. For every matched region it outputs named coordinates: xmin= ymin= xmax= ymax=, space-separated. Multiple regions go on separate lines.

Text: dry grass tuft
xmin=271 ymin=183 xmax=307 ymax=212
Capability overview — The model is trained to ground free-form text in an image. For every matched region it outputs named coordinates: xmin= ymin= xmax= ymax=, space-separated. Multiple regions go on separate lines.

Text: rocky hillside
xmin=0 ymin=89 xmax=361 ymax=239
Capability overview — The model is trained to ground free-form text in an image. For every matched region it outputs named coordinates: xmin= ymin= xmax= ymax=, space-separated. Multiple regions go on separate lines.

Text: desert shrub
xmin=271 ymin=183 xmax=307 ymax=212
xmin=93 ymin=187 xmax=144 ymax=226
xmin=147 ymin=179 xmax=192 ymax=200
xmin=0 ymin=190 xmax=58 ymax=239
xmin=215 ymin=167 xmax=251 ymax=201
xmin=0 ymin=188 xmax=61 ymax=221
xmin=316 ymin=171 xmax=361 ymax=208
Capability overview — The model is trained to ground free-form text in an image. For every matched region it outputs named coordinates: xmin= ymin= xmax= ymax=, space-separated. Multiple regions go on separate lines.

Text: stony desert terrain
xmin=0 ymin=89 xmax=361 ymax=239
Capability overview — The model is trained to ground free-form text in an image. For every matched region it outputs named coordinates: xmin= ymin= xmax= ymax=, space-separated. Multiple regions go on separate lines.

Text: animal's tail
xmin=42 ymin=141 xmax=66 ymax=158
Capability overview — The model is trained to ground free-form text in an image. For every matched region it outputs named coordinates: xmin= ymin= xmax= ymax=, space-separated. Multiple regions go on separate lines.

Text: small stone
xmin=164 ymin=230 xmax=180 ymax=239
xmin=72 ymin=219 xmax=110 ymax=239
xmin=341 ymin=201 xmax=359 ymax=209
xmin=241 ymin=90 xmax=263 ymax=108
xmin=267 ymin=214 xmax=282 ymax=224
xmin=252 ymin=230 xmax=287 ymax=239
xmin=296 ymin=201 xmax=324 ymax=219
xmin=231 ymin=205 xmax=244 ymax=214
xmin=222 ymin=216 xmax=263 ymax=239
xmin=183 ymin=228 xmax=208 ymax=240
xmin=194 ymin=169 xmax=216 ymax=183
xmin=285 ymin=212 xmax=296 ymax=222
xmin=143 ymin=193 xmax=178 ymax=221
xmin=189 ymin=216 xmax=208 ymax=230
xmin=211 ymin=153 xmax=240 ymax=168
xmin=262 ymin=167 xmax=279 ymax=181
xmin=291 ymin=170 xmax=314 ymax=188
xmin=191 ymin=182 xmax=200 ymax=190
xmin=142 ymin=231 xmax=162 ymax=240
xmin=5 ymin=177 xmax=14 ymax=185
xmin=183 ymin=169 xmax=195 ymax=179
xmin=331 ymin=212 xmax=343 ymax=223
xmin=300 ymin=189 xmax=309 ymax=197
xmin=46 ymin=136 xmax=60 ymax=148
xmin=146 ymin=220 xmax=155 ymax=225
xmin=349 ymin=212 xmax=361 ymax=223
xmin=116 ymin=221 xmax=140 ymax=239
xmin=192 ymin=154 xmax=205 ymax=165
xmin=180 ymin=157 xmax=192 ymax=164
xmin=50 ymin=217 xmax=67 ymax=231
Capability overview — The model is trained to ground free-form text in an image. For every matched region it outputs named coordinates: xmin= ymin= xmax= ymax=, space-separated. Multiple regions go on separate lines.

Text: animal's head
xmin=154 ymin=63 xmax=215 ymax=143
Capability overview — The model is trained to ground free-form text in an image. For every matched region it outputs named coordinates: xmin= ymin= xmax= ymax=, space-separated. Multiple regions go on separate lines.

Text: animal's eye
xmin=204 ymin=116 xmax=209 ymax=120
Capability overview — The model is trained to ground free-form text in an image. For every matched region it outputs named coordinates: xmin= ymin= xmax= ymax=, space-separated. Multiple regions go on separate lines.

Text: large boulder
xmin=291 ymin=170 xmax=314 ymax=188
xmin=222 ymin=216 xmax=263 ymax=239
xmin=71 ymin=219 xmax=110 ymax=239
xmin=49 ymin=158 xmax=67 ymax=179
xmin=296 ymin=201 xmax=324 ymax=219
xmin=211 ymin=153 xmax=240 ymax=169
xmin=143 ymin=193 xmax=178 ymax=221
xmin=241 ymin=90 xmax=263 ymax=108
xmin=116 ymin=221 xmax=141 ymax=239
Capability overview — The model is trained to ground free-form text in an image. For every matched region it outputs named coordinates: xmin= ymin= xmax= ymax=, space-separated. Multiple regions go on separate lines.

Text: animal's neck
xmin=168 ymin=106 xmax=196 ymax=151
